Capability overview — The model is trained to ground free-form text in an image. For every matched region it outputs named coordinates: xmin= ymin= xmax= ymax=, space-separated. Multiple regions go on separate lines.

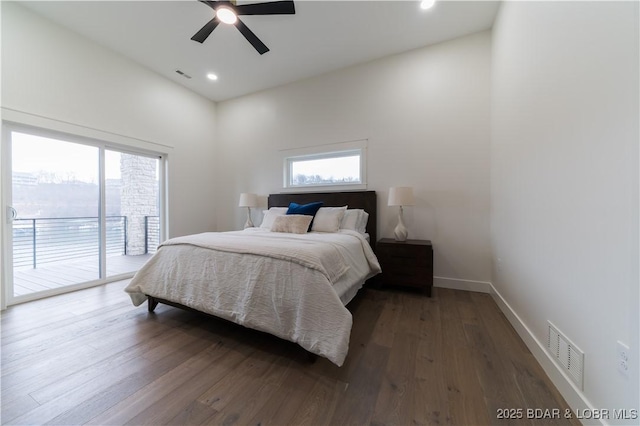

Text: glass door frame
xmin=1 ymin=121 xmax=168 ymax=306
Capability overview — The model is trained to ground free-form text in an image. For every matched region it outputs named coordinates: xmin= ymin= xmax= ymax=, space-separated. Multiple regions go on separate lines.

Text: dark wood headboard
xmin=268 ymin=191 xmax=377 ymax=245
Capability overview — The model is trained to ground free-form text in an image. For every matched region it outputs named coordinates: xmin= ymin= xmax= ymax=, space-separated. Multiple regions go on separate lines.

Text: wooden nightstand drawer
xmin=382 ymin=266 xmax=430 ymax=288
xmin=376 ymin=238 xmax=433 ymax=296
xmin=376 ymin=246 xmax=431 ymax=267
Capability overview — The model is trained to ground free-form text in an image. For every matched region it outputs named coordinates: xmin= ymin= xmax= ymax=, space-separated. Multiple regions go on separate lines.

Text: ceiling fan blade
xmin=191 ymin=18 xmax=220 ymax=43
xmin=198 ymin=0 xmax=219 ymax=11
xmin=235 ymin=18 xmax=269 ymax=54
xmin=235 ymin=1 xmax=295 ymax=16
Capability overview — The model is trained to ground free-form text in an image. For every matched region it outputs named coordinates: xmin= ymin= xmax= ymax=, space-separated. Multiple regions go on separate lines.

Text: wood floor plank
xmin=0 ymin=394 xmax=40 ymax=425
xmin=470 ymin=292 xmax=531 ymax=355
xmin=438 ymin=288 xmax=471 ymax=348
xmin=2 ymin=296 xmax=133 ymax=346
xmin=1 ymin=309 xmax=79 ymax=342
xmin=414 ymin=377 xmax=453 ymax=425
xmin=445 ymin=345 xmax=493 ymax=425
xmin=247 ymin=366 xmax=324 ymax=426
xmin=43 ymin=337 xmax=216 ymax=425
xmin=286 ymin=375 xmax=345 ymax=426
xmin=1 ymin=308 xmax=195 ymax=416
xmin=394 ymin=292 xmax=424 ymax=337
xmin=328 ymin=341 xmax=390 ymax=426
xmin=164 ymin=401 xmax=218 ymax=426
xmin=464 ymin=322 xmax=531 ymax=425
xmin=122 ymin=342 xmax=258 ymax=425
xmin=512 ymin=353 xmax=579 ymax=426
xmin=370 ymin=298 xmax=400 ymax=348
xmin=203 ymin=355 xmax=293 ymax=426
xmin=9 ymin=330 xmax=211 ymax=426
xmin=1 ymin=296 xmax=129 ymax=347
xmin=30 ymin=322 xmax=204 ymax=406
xmin=86 ymin=339 xmax=245 ymax=425
xmin=1 ymin=304 xmax=179 ymax=381
xmin=439 ymin=288 xmax=492 ymax=425
xmin=455 ymin=289 xmax=483 ymax=325
xmin=3 ymin=287 xmax=157 ymax=339
xmin=413 ymin=291 xmax=453 ymax=425
xmin=371 ymin=332 xmax=418 ymax=426
xmin=196 ymin=346 xmax=282 ymax=412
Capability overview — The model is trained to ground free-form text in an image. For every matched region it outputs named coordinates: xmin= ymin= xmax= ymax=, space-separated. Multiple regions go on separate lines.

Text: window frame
xmin=281 ymin=140 xmax=368 ymax=191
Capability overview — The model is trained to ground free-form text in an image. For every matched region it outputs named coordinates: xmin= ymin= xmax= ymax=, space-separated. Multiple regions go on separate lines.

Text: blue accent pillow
xmin=286 ymin=201 xmax=323 ymax=231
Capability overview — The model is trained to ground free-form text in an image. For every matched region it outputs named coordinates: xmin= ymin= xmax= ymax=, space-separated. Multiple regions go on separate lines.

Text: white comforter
xmin=125 ymin=228 xmax=381 ymax=366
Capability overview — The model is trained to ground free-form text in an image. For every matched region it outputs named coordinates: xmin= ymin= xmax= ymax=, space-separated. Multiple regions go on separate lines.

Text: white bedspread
xmin=124 ymin=228 xmax=381 ymax=366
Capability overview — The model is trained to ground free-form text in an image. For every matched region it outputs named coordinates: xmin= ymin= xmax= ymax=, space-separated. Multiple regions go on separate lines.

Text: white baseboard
xmin=488 ymin=283 xmax=602 ymax=426
xmin=434 ymin=276 xmax=492 ymax=293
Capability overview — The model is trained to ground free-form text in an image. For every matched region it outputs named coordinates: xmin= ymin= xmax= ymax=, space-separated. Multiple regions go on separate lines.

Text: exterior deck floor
xmin=13 ymin=254 xmax=153 ymax=297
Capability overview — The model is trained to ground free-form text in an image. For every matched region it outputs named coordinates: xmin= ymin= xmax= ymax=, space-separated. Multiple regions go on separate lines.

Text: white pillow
xmin=339 ymin=209 xmax=369 ymax=233
xmin=340 ymin=209 xmax=363 ymax=231
xmin=357 ymin=211 xmax=369 ymax=234
xmin=271 ymin=215 xmax=313 ymax=234
xmin=311 ymin=206 xmax=347 ymax=233
xmin=260 ymin=207 xmax=288 ymax=229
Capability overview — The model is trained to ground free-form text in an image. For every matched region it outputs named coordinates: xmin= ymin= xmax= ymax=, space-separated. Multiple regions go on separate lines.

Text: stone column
xmin=120 ymin=154 xmax=158 ymax=255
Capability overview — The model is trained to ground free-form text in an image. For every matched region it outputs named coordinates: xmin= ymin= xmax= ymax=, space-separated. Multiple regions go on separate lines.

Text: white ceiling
xmin=21 ymin=0 xmax=500 ymax=102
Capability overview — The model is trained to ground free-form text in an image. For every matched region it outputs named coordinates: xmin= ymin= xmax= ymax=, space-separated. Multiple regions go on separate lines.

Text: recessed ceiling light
xmin=216 ymin=7 xmax=238 ymax=25
xmin=420 ymin=0 xmax=436 ymax=10
xmin=207 ymin=73 xmax=218 ymax=81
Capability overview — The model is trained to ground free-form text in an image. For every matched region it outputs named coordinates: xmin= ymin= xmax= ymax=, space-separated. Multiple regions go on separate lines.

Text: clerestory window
xmin=282 ymin=140 xmax=367 ymax=190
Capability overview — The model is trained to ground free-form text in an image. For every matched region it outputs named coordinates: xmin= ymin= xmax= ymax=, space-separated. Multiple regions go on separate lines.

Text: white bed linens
xmin=124 ymin=228 xmax=381 ymax=366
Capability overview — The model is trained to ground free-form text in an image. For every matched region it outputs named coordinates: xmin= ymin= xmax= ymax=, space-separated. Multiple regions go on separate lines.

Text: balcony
xmin=12 ymin=216 xmax=159 ymax=297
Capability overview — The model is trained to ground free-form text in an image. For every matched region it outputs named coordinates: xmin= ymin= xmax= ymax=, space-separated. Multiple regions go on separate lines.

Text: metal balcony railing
xmin=145 ymin=216 xmax=160 ymax=254
xmin=12 ymin=215 xmax=160 ymax=269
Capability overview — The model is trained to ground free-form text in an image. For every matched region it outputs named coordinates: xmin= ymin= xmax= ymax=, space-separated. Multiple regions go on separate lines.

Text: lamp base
xmin=244 ymin=207 xmax=254 ymax=229
xmin=394 ymin=225 xmax=408 ymax=242
xmin=394 ymin=207 xmax=408 ymax=242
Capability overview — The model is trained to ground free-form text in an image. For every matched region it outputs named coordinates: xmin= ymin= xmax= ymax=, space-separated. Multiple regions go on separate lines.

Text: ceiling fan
xmin=191 ymin=0 xmax=296 ymax=55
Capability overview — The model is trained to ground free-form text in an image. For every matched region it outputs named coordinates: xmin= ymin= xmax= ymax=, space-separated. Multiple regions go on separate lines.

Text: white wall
xmin=491 ymin=1 xmax=639 ymax=420
xmin=215 ymin=31 xmax=492 ymax=289
xmin=1 ymin=2 xmax=218 ymax=240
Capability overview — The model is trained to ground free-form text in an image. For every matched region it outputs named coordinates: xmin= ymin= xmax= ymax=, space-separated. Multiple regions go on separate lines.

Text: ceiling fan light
xmin=216 ymin=7 xmax=238 ymax=24
xmin=420 ymin=0 xmax=436 ymax=10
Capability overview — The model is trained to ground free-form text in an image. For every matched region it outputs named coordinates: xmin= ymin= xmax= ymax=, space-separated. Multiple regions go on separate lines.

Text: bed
xmin=124 ymin=191 xmax=380 ymax=366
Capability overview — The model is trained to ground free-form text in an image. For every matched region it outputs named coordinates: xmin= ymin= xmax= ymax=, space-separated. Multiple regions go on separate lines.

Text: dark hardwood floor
xmin=1 ymin=280 xmax=578 ymax=425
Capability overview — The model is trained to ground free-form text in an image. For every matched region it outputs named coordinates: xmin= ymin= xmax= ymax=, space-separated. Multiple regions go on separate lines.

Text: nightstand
xmin=376 ymin=238 xmax=433 ymax=296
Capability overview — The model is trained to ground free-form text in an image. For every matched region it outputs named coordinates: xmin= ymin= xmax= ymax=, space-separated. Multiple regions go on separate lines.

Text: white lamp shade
xmin=238 ymin=193 xmax=258 ymax=207
xmin=388 ymin=187 xmax=415 ymax=206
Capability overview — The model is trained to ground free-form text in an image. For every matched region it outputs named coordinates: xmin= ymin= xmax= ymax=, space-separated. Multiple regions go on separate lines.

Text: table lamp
xmin=388 ymin=187 xmax=415 ymax=241
xmin=238 ymin=193 xmax=258 ymax=228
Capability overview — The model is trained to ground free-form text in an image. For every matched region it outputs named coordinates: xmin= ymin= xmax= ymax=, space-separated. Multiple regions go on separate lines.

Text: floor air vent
xmin=547 ymin=322 xmax=584 ymax=389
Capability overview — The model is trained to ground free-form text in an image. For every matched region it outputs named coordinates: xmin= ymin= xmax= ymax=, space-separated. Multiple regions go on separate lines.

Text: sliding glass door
xmin=5 ymin=126 xmax=163 ymax=303
xmin=11 ymin=132 xmax=100 ymax=297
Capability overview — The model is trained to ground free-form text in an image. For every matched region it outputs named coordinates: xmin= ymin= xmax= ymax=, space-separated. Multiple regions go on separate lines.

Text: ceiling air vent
xmin=175 ymin=69 xmax=192 ymax=79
